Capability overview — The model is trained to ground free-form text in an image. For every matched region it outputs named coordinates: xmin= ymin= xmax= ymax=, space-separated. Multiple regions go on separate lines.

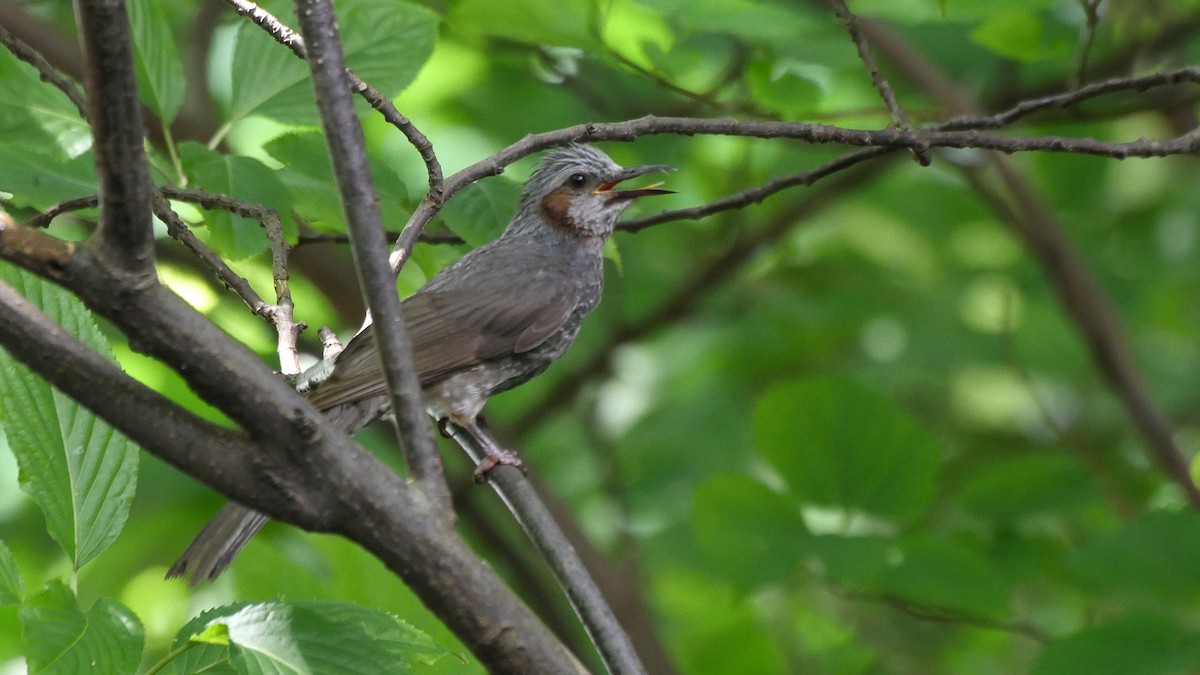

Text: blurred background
xmin=3 ymin=0 xmax=1200 ymax=672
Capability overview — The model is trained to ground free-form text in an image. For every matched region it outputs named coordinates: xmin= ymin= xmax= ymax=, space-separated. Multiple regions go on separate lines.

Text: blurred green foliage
xmin=3 ymin=0 xmax=1200 ymax=672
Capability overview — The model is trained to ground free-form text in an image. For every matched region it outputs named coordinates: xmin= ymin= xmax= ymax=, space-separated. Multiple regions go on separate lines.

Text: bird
xmin=166 ymin=143 xmax=673 ymax=584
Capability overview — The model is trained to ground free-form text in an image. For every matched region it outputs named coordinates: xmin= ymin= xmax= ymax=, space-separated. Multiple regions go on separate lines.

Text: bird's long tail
xmin=166 ymin=503 xmax=269 ymax=586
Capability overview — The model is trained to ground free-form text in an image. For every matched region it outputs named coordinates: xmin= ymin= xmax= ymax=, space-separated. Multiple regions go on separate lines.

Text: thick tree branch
xmin=294 ymin=0 xmax=451 ymax=513
xmin=73 ymin=0 xmax=155 ymax=277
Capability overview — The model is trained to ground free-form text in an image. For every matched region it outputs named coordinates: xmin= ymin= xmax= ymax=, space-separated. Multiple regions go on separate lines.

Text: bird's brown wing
xmin=307 ymin=275 xmax=577 ymax=411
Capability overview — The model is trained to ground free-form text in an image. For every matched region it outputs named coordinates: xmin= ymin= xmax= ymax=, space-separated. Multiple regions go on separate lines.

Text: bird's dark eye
xmin=567 ymin=173 xmax=588 ymax=188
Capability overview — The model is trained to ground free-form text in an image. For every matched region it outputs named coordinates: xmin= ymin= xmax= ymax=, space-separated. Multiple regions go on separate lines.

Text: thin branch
xmin=150 ymin=194 xmax=269 ymax=314
xmin=220 ymin=0 xmax=443 ymax=197
xmin=444 ymin=423 xmax=648 ymax=675
xmin=1073 ymin=0 xmax=1104 ymax=87
xmin=159 ymin=185 xmax=304 ymax=372
xmin=834 ymin=587 xmax=1051 ymax=644
xmin=941 ymin=66 xmax=1200 ymax=131
xmin=74 ymin=0 xmax=155 ymax=276
xmin=295 ymin=0 xmax=452 ymax=516
xmin=296 ymin=229 xmax=465 ymax=246
xmin=619 ymin=146 xmax=893 ymax=233
xmin=829 ymin=0 xmax=930 ymax=165
xmin=0 ymin=22 xmax=87 ymax=119
xmin=27 ymin=194 xmax=99 ymax=228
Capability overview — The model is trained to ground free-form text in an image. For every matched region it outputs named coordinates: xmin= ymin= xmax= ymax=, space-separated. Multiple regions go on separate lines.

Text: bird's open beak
xmin=594 ymin=164 xmax=676 ymax=199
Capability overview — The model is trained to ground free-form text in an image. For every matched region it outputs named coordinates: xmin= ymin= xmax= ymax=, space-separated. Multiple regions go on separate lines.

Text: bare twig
xmin=27 ymin=194 xmax=99 ymax=228
xmin=296 ymin=229 xmax=465 ymax=246
xmin=941 ymin=66 xmax=1200 ymax=131
xmin=295 ymin=0 xmax=451 ymax=515
xmin=1074 ymin=0 xmax=1105 ymax=87
xmin=150 ymin=193 xmax=269 ymax=314
xmin=829 ymin=0 xmax=930 ymax=165
xmin=159 ymin=185 xmax=304 ymax=371
xmin=619 ymin=146 xmax=892 ymax=233
xmin=0 ymin=22 xmax=87 ymax=119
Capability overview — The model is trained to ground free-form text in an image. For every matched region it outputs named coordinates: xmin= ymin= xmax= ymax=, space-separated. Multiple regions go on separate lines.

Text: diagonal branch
xmin=444 ymin=423 xmax=648 ymax=675
xmin=293 ymin=0 xmax=451 ymax=518
xmin=829 ymin=0 xmax=929 ymax=165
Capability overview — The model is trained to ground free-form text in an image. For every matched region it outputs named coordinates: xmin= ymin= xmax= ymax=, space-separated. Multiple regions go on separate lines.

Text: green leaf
xmin=439 ymin=177 xmax=521 ymax=246
xmin=0 ymin=266 xmax=138 ymax=570
xmin=177 ymin=142 xmax=294 ymax=260
xmin=0 ymin=540 xmax=23 ymax=604
xmin=969 ymin=9 xmax=1068 ymax=62
xmin=20 ymin=581 xmax=144 ymax=675
xmin=693 ymin=474 xmax=807 ymax=588
xmin=0 ymin=49 xmax=91 ymax=159
xmin=754 ymin=377 xmax=941 ymax=517
xmin=876 ymin=537 xmax=1010 ymax=620
xmin=1034 ymin=614 xmax=1200 ymax=675
xmin=172 ymin=601 xmax=448 ymax=673
xmin=227 ymin=0 xmax=438 ymax=125
xmin=954 ymin=452 xmax=1100 ymax=521
xmin=1070 ymin=511 xmax=1200 ymax=603
xmin=264 ymin=132 xmax=409 ymax=233
xmin=127 ymin=0 xmax=185 ymax=124
xmin=448 ymin=0 xmax=595 ymax=47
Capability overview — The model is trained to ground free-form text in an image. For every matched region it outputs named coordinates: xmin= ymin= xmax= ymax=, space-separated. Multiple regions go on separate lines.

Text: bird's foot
xmin=473 ymin=448 xmax=526 ymax=483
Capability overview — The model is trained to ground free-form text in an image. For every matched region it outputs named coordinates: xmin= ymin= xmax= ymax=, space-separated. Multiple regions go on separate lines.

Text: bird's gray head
xmin=508 ymin=144 xmax=673 ymax=239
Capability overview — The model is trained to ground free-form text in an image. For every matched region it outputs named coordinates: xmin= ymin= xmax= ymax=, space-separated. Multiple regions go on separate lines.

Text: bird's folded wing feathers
xmin=307 ymin=276 xmax=577 ymax=411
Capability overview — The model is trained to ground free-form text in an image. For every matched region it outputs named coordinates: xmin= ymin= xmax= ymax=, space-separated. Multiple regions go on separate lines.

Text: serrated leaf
xmin=0 ymin=540 xmax=23 ymax=604
xmin=0 ymin=267 xmax=138 ymax=570
xmin=172 ymin=601 xmax=448 ymax=674
xmin=693 ymin=474 xmax=807 ymax=589
xmin=1034 ymin=614 xmax=1200 ymax=675
xmin=227 ymin=0 xmax=438 ymax=125
xmin=754 ymin=377 xmax=941 ymax=517
xmin=127 ymin=0 xmax=185 ymax=124
xmin=20 ymin=581 xmax=143 ymax=675
xmin=178 ymin=142 xmax=294 ymax=260
xmin=439 ymin=177 xmax=521 ymax=246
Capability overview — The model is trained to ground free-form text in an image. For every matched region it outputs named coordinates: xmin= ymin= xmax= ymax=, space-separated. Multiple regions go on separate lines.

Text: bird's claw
xmin=473 ymin=449 xmax=526 ymax=483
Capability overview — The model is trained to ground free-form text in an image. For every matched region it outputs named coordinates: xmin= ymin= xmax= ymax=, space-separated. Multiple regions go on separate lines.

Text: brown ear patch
xmin=540 ymin=187 xmax=576 ymax=230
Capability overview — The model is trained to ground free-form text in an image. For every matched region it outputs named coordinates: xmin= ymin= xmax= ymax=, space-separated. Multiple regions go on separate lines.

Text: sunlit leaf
xmin=127 ymin=0 xmax=185 ymax=124
xmin=171 ymin=601 xmax=448 ymax=673
xmin=0 ymin=267 xmax=138 ymax=570
xmin=0 ymin=540 xmax=22 ymax=605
